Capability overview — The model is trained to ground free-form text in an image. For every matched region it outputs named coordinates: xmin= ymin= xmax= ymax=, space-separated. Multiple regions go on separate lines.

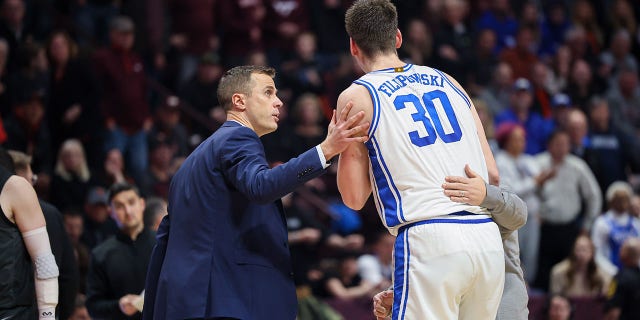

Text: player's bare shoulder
xmin=337 ymin=84 xmax=373 ymax=125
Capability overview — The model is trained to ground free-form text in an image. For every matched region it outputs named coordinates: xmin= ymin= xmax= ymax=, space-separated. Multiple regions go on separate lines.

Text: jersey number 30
xmin=393 ymin=90 xmax=462 ymax=147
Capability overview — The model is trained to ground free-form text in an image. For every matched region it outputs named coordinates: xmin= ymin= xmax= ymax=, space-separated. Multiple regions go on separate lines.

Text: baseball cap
xmin=109 ymin=16 xmax=135 ymax=33
xmin=86 ymin=186 xmax=109 ymax=205
xmin=551 ymin=93 xmax=571 ymax=108
xmin=513 ymin=78 xmax=532 ymax=92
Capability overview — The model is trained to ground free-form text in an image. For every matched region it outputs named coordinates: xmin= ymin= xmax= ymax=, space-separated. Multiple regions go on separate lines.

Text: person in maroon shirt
xmin=217 ymin=0 xmax=265 ymax=68
xmin=92 ymin=16 xmax=151 ymax=184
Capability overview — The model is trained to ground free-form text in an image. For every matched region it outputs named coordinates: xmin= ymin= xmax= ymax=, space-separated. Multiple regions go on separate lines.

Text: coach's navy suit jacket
xmin=143 ymin=121 xmax=327 ymax=320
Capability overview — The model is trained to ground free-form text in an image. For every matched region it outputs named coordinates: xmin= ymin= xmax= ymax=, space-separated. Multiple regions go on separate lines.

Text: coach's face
xmin=244 ymin=73 xmax=283 ymax=137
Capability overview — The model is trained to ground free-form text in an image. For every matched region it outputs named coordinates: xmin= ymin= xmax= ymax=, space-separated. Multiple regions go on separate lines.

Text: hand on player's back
xmin=442 ymin=164 xmax=487 ymax=206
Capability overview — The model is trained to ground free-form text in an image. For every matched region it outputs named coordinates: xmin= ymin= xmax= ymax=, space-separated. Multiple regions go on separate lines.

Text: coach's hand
xmin=320 ymin=101 xmax=369 ymax=161
xmin=442 ymin=164 xmax=487 ymax=206
xmin=373 ymin=289 xmax=393 ymax=319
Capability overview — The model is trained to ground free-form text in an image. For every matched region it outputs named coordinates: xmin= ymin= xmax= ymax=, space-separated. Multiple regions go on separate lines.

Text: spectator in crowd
xmin=166 ymin=0 xmax=218 ymax=88
xmin=566 ymin=108 xmax=590 ymax=158
xmin=80 ymin=186 xmax=118 ymax=250
xmin=63 ymin=208 xmax=90 ymax=294
xmin=585 ymin=97 xmax=640 ymax=196
xmin=46 ymin=30 xmax=100 ymax=164
xmin=550 ymin=93 xmax=575 ymax=131
xmin=604 ymin=237 xmax=640 ymax=320
xmin=263 ymin=0 xmax=309 ymax=66
xmin=606 ymin=67 xmax=640 ymax=137
xmin=138 ymin=135 xmax=176 ymax=199
xmin=69 ymin=294 xmax=92 ymax=320
xmin=545 ymin=294 xmax=574 ymax=320
xmin=549 ymin=45 xmax=571 ymax=94
xmin=50 ymin=139 xmax=97 ymax=211
xmin=539 ymin=3 xmax=572 ymax=59
xmin=357 ymin=230 xmax=393 ymax=292
xmin=72 ymin=0 xmax=120 ymax=47
xmin=93 ymin=16 xmax=151 ymax=184
xmin=500 ymin=26 xmax=539 ymax=80
xmin=142 ymin=196 xmax=166 ymax=232
xmin=280 ymin=31 xmax=333 ymax=98
xmin=465 ymin=28 xmax=498 ymax=92
xmin=147 ymin=97 xmax=189 ymax=158
xmin=530 ymin=61 xmax=555 ymax=119
xmin=2 ymin=79 xmax=52 ymax=187
xmin=534 ymin=130 xmax=602 ymax=291
xmin=477 ymin=61 xmax=514 ymax=116
xmin=94 ymin=148 xmax=134 ymax=189
xmin=566 ymin=59 xmax=604 ymax=112
xmin=495 ymin=77 xmax=555 ymax=155
xmin=550 ymin=234 xmax=612 ymax=298
xmin=432 ymin=0 xmax=471 ymax=83
xmin=86 ymin=182 xmax=155 ymax=320
xmin=396 ymin=18 xmax=433 ymax=67
xmin=598 ymin=29 xmax=637 ymax=86
xmin=178 ymin=52 xmax=224 ymax=139
xmin=217 ymin=0 xmax=265 ymax=67
xmin=631 ymin=193 xmax=640 ymax=218
xmin=474 ymin=0 xmax=518 ymax=53
xmin=0 ymin=0 xmax=33 ymax=73
xmin=0 ymin=37 xmax=10 ymax=115
xmin=308 ymin=0 xmax=350 ymax=55
xmin=7 ymin=149 xmax=79 ymax=319
xmin=316 ymin=251 xmax=376 ymax=301
xmin=289 ymin=93 xmax=328 ymax=157
xmin=592 ymin=182 xmax=640 ymax=268
xmin=571 ymin=0 xmax=604 ymax=56
xmin=608 ymin=1 xmax=638 ymax=50
xmin=494 ymin=122 xmax=546 ymax=283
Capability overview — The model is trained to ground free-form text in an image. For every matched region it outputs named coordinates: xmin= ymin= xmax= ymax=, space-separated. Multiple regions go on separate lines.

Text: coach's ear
xmin=231 ymin=93 xmax=246 ymax=112
xmin=395 ymin=29 xmax=402 ymax=49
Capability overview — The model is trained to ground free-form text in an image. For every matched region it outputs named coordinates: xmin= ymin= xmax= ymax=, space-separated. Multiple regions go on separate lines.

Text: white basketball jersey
xmin=355 ymin=64 xmax=490 ymax=235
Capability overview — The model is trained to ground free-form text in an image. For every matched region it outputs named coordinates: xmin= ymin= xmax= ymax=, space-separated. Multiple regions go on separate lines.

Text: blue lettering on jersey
xmin=377 ymin=73 xmax=445 ymax=97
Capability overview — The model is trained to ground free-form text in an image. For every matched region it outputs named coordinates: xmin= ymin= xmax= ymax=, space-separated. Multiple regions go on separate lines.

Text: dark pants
xmin=533 ymin=220 xmax=581 ymax=291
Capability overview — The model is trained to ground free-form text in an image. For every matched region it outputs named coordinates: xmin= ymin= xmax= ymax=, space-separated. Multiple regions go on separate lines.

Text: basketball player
xmin=337 ymin=1 xmax=505 ymax=319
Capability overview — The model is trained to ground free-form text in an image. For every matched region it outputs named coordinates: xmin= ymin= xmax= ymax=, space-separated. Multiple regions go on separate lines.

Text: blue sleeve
xmin=221 ymin=127 xmax=327 ymax=204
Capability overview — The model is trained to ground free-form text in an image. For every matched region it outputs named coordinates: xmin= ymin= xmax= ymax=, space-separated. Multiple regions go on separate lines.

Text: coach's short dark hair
xmin=108 ymin=182 xmax=142 ymax=203
xmin=345 ymin=0 xmax=398 ymax=58
xmin=217 ymin=65 xmax=276 ymax=111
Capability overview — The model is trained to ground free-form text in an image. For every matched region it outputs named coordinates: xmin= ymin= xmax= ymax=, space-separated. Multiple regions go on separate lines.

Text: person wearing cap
xmin=495 ymin=77 xmax=555 ymax=155
xmin=550 ymin=92 xmax=574 ymax=130
xmin=81 ymin=186 xmax=119 ymax=250
xmin=86 ymin=182 xmax=155 ymax=320
xmin=93 ymin=15 xmax=151 ymax=184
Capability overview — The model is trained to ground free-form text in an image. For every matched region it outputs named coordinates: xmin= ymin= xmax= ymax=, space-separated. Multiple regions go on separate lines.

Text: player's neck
xmin=362 ymin=54 xmax=405 ymax=73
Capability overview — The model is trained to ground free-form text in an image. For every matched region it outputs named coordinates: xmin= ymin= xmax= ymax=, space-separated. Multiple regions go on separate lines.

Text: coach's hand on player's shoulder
xmin=320 ymin=101 xmax=370 ymax=161
xmin=373 ymin=289 xmax=393 ymax=319
xmin=442 ymin=164 xmax=487 ymax=206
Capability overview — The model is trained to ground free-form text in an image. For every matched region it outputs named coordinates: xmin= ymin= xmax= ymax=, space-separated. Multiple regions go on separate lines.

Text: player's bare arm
xmin=337 ymin=84 xmax=374 ymax=210
xmin=445 ymin=74 xmax=500 ymax=186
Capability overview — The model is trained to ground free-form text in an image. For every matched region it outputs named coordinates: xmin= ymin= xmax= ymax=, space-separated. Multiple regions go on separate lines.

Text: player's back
xmin=355 ymin=64 xmax=489 ymax=234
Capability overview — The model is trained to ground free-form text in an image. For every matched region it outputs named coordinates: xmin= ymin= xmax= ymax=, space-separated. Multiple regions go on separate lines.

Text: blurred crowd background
xmin=1 ymin=0 xmax=640 ymax=319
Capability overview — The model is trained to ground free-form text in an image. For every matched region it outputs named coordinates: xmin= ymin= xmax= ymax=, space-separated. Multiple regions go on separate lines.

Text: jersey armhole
xmin=353 ymin=79 xmax=381 ymax=138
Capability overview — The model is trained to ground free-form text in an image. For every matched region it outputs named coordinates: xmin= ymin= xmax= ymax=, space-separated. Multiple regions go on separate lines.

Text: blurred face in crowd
xmin=295 ymin=95 xmax=322 ymax=126
xmin=609 ymin=190 xmax=631 ymax=213
xmin=589 ymin=101 xmax=609 ymax=131
xmin=548 ymin=131 xmax=570 ymax=162
xmin=493 ymin=63 xmax=513 ymax=88
xmin=1 ymin=0 xmax=24 ymax=28
xmin=618 ymin=70 xmax=638 ymax=96
xmin=566 ymin=110 xmax=588 ymax=146
xmin=198 ymin=63 xmax=223 ymax=84
xmin=505 ymin=126 xmax=526 ymax=156
xmin=531 ymin=62 xmax=548 ymax=88
xmin=572 ymin=235 xmax=594 ymax=266
xmin=110 ymin=190 xmax=145 ymax=234
xmin=548 ymin=295 xmax=571 ymax=320
xmin=63 ymin=214 xmax=84 ymax=244
xmin=373 ymin=233 xmax=395 ymax=265
xmin=85 ymin=202 xmax=110 ymax=224
xmin=571 ymin=60 xmax=591 ymax=87
xmin=477 ymin=29 xmax=496 ymax=54
xmin=511 ymin=89 xmax=532 ymax=111
xmin=631 ymin=195 xmax=640 ymax=218
xmin=49 ymin=33 xmax=71 ymax=65
xmin=60 ymin=140 xmax=85 ymax=172
xmin=110 ymin=30 xmax=134 ymax=51
xmin=16 ymin=98 xmax=45 ymax=128
xmin=296 ymin=32 xmax=317 ymax=60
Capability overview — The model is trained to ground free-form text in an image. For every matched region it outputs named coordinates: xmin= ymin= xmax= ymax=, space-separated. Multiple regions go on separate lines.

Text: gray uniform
xmin=482 ymin=184 xmax=529 ymax=320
